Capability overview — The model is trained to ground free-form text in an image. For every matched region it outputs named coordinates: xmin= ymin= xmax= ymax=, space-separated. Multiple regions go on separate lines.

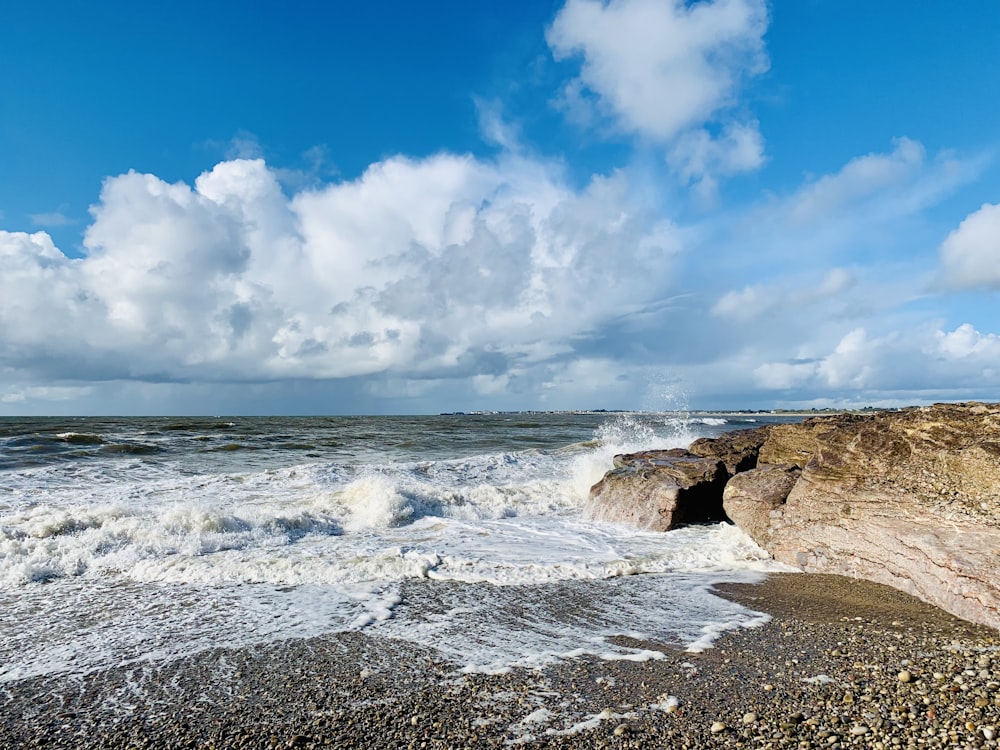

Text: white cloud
xmin=788 ymin=138 xmax=926 ymax=224
xmin=712 ymin=268 xmax=857 ymax=320
xmin=932 ymin=324 xmax=1000 ymax=360
xmin=751 ymin=323 xmax=1000 ymax=400
xmin=0 ymin=130 xmax=992 ymax=413
xmin=548 ymin=0 xmax=767 ymax=141
xmin=0 ymin=155 xmax=680 ymax=388
xmin=667 ymin=120 xmax=764 ymax=199
xmin=547 ymin=0 xmax=768 ymax=191
xmin=29 ymin=211 xmax=73 ymax=227
xmin=475 ymin=98 xmax=523 ymax=153
xmin=936 ymin=202 xmax=1000 ymax=290
xmin=750 ymin=328 xmax=878 ymax=391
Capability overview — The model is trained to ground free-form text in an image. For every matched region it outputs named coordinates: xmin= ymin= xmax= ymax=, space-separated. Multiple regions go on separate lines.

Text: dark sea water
xmin=0 ymin=412 xmax=801 ymax=679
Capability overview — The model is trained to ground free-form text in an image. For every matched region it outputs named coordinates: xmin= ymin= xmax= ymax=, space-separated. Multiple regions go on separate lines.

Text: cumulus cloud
xmin=0 ymin=155 xmax=680 ymax=389
xmin=936 ymin=202 xmax=1000 ymax=290
xmin=547 ymin=0 xmax=767 ymax=140
xmin=753 ymin=328 xmax=879 ymax=391
xmin=547 ymin=0 xmax=768 ymax=191
xmin=667 ymin=121 xmax=764 ymax=199
xmin=932 ymin=324 xmax=1000 ymax=360
xmin=751 ymin=323 xmax=1000 ymax=401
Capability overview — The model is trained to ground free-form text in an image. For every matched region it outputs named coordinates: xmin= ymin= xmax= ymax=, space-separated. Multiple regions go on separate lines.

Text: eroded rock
xmin=586 ymin=451 xmax=728 ymax=531
xmin=588 ymin=402 xmax=1000 ymax=630
xmin=722 ymin=464 xmax=800 ymax=545
xmin=752 ymin=403 xmax=1000 ymax=629
xmin=689 ymin=425 xmax=773 ymax=475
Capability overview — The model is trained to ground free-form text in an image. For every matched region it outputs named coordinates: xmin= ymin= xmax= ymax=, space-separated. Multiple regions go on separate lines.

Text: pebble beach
xmin=2 ymin=572 xmax=998 ymax=749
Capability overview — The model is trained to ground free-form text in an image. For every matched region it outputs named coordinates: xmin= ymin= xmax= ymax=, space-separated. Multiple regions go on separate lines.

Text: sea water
xmin=0 ymin=412 xmax=799 ymax=681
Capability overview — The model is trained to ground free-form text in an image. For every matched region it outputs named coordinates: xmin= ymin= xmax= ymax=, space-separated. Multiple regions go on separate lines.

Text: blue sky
xmin=1 ymin=0 xmax=999 ymax=415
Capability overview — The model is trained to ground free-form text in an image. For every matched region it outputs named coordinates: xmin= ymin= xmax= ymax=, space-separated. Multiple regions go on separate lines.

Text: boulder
xmin=586 ymin=451 xmax=728 ymax=531
xmin=722 ymin=464 xmax=800 ymax=544
xmin=689 ymin=425 xmax=773 ymax=475
xmin=750 ymin=403 xmax=1000 ymax=629
xmin=612 ymin=447 xmax=695 ymax=469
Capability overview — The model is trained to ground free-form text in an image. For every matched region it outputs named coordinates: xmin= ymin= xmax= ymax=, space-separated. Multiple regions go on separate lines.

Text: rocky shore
xmin=2 ymin=574 xmax=998 ymax=749
xmin=588 ymin=402 xmax=1000 ymax=630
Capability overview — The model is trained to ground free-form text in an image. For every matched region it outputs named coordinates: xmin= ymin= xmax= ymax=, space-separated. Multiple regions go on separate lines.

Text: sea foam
xmin=0 ymin=412 xmax=788 ymax=680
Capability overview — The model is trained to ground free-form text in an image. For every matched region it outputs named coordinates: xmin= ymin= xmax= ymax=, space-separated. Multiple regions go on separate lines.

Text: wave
xmin=55 ymin=432 xmax=105 ymax=445
xmin=162 ymin=421 xmax=238 ymax=431
xmin=99 ymin=443 xmax=163 ymax=455
xmin=0 ymin=413 xmax=796 ymax=685
xmin=0 ymin=412 xmax=754 ymax=588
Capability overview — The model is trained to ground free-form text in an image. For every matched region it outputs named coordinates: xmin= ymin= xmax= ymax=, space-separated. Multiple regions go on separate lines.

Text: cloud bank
xmin=2 ymin=0 xmax=997 ymax=414
xmin=2 ymin=130 xmax=996 ymax=413
xmin=0 ymin=156 xmax=678 ymax=392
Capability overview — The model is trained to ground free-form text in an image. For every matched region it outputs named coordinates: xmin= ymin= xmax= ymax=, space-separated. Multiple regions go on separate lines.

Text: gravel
xmin=2 ymin=573 xmax=998 ymax=749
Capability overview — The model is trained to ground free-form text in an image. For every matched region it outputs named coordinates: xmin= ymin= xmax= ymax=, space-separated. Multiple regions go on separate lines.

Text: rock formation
xmin=588 ymin=403 xmax=1000 ymax=629
xmin=721 ymin=464 xmax=800 ymax=544
xmin=586 ymin=449 xmax=729 ymax=531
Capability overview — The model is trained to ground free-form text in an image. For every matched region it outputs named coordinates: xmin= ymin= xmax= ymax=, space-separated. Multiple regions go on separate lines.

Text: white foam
xmin=0 ymin=414 xmax=785 ymax=681
xmin=803 ymin=674 xmax=836 ymax=684
xmin=650 ymin=695 xmax=679 ymax=712
xmin=338 ymin=474 xmax=416 ymax=530
xmin=363 ymin=568 xmax=774 ymax=674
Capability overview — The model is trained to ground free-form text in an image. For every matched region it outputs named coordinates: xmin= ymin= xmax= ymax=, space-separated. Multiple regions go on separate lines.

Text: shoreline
xmin=2 ymin=573 xmax=998 ymax=749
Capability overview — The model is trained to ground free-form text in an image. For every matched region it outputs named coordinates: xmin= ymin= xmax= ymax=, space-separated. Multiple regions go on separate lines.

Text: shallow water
xmin=0 ymin=412 xmax=800 ymax=679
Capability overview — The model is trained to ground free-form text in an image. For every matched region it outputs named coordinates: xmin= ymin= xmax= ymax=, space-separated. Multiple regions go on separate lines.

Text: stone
xmin=612 ymin=447 xmax=692 ymax=469
xmin=586 ymin=451 xmax=728 ymax=531
xmin=688 ymin=425 xmax=774 ymax=475
xmin=750 ymin=403 xmax=1000 ymax=630
xmin=722 ymin=464 xmax=800 ymax=544
xmin=587 ymin=402 xmax=1000 ymax=630
xmin=710 ymin=721 xmax=727 ymax=733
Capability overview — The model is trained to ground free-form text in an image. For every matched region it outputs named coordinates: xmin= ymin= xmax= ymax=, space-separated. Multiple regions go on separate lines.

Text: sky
xmin=1 ymin=0 xmax=999 ymax=415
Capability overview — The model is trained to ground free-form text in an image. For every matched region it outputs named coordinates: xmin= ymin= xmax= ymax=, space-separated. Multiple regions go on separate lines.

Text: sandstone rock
xmin=752 ymin=402 xmax=1000 ymax=630
xmin=587 ymin=402 xmax=1000 ymax=630
xmin=612 ymin=447 xmax=694 ymax=469
xmin=722 ymin=464 xmax=800 ymax=545
xmin=689 ymin=425 xmax=773 ymax=475
xmin=586 ymin=451 xmax=728 ymax=531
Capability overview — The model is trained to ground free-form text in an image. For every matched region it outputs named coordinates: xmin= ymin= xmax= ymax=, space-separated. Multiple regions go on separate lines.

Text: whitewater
xmin=0 ymin=412 xmax=800 ymax=681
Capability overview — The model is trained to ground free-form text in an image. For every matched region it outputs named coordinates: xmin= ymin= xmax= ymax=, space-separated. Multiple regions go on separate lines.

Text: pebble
xmin=3 ymin=576 xmax=999 ymax=750
xmin=898 ymin=670 xmax=912 ymax=683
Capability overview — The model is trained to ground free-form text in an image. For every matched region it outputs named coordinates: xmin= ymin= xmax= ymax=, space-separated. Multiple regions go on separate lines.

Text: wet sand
xmin=2 ymin=573 xmax=998 ymax=749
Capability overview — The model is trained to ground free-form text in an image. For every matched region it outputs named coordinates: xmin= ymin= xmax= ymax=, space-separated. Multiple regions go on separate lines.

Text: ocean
xmin=0 ymin=412 xmax=801 ymax=682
